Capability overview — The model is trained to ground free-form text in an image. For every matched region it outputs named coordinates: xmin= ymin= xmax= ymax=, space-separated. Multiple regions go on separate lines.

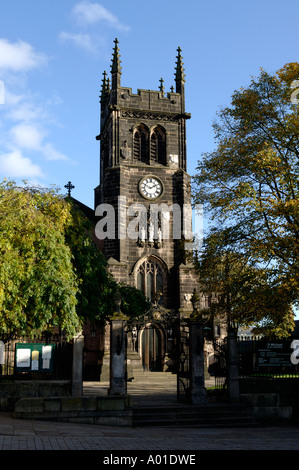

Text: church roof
xmin=65 ymin=196 xmax=95 ymax=222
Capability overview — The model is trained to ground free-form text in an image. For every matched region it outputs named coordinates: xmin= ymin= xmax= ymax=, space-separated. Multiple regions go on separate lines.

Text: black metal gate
xmin=177 ymin=320 xmax=190 ymax=402
xmin=209 ymin=337 xmax=227 ymax=393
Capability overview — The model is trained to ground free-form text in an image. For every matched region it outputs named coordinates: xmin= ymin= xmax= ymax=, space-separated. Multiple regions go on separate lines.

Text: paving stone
xmin=1 ymin=379 xmax=299 ymax=451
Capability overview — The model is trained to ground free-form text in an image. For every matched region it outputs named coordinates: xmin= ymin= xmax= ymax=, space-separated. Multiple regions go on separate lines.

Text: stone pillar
xmin=100 ymin=323 xmax=111 ymax=381
xmin=0 ymin=341 xmax=4 ymax=379
xmin=189 ymin=321 xmax=207 ymax=405
xmin=72 ymin=333 xmax=84 ymax=397
xmin=108 ymin=315 xmax=128 ymax=396
xmin=227 ymin=327 xmax=240 ymax=403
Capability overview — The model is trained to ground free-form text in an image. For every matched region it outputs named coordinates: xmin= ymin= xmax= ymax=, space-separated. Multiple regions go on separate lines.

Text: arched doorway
xmin=142 ymin=326 xmax=163 ymax=371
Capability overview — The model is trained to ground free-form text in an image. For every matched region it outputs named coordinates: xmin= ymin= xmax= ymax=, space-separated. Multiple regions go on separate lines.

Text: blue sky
xmin=0 ymin=0 xmax=298 ymax=209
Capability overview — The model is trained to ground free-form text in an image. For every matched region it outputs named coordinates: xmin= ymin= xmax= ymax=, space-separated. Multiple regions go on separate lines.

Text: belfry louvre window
xmin=134 ymin=125 xmax=148 ymax=163
xmin=136 ymin=257 xmax=165 ymax=303
xmin=150 ymin=127 xmax=166 ymax=165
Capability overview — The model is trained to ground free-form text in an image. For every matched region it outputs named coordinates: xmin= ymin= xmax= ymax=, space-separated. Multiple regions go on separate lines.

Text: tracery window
xmin=133 ymin=125 xmax=166 ymax=166
xmin=150 ymin=127 xmax=166 ymax=165
xmin=136 ymin=257 xmax=166 ymax=303
xmin=133 ymin=125 xmax=149 ymax=163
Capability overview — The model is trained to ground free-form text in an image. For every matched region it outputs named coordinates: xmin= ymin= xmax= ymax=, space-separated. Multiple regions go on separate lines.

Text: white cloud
xmin=10 ymin=124 xmax=44 ymax=150
xmin=59 ymin=31 xmax=95 ymax=53
xmin=42 ymin=143 xmax=69 ymax=161
xmin=72 ymin=1 xmax=129 ymax=32
xmin=0 ymin=38 xmax=47 ymax=72
xmin=5 ymin=90 xmax=58 ymax=126
xmin=0 ymin=39 xmax=71 ymax=182
xmin=9 ymin=123 xmax=69 ymax=161
xmin=0 ymin=149 xmax=44 ymax=178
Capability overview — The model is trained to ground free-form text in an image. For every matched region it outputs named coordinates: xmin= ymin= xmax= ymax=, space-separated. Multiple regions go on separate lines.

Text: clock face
xmin=139 ymin=176 xmax=163 ymax=200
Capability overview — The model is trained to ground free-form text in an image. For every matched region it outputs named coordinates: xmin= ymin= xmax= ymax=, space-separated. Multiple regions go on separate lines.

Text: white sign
xmin=16 ymin=348 xmax=31 ymax=368
xmin=42 ymin=345 xmax=52 ymax=359
xmin=43 ymin=358 xmax=50 ymax=369
xmin=31 ymin=360 xmax=39 ymax=371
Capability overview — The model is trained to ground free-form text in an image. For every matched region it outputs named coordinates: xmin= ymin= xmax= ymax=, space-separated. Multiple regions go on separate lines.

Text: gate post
xmin=72 ymin=333 xmax=84 ymax=397
xmin=189 ymin=320 xmax=207 ymax=405
xmin=227 ymin=327 xmax=240 ymax=403
xmin=108 ymin=290 xmax=129 ymax=396
xmin=0 ymin=341 xmax=4 ymax=380
xmin=109 ymin=317 xmax=128 ymax=395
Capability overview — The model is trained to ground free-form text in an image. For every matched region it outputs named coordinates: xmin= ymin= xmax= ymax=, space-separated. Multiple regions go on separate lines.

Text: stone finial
xmin=175 ymin=46 xmax=185 ymax=94
xmin=111 ymin=38 xmax=122 ymax=88
xmin=100 ymin=70 xmax=108 ymax=102
xmin=159 ymin=77 xmax=165 ymax=96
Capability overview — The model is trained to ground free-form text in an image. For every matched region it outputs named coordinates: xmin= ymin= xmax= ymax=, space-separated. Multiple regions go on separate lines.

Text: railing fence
xmin=0 ymin=335 xmax=73 ymax=381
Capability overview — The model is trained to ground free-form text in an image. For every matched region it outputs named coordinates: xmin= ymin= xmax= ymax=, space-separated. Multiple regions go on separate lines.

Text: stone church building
xmin=82 ymin=39 xmax=220 ymax=380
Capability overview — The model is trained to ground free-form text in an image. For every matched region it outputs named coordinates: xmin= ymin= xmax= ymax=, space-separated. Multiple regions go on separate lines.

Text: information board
xmin=15 ymin=343 xmax=54 ymax=372
xmin=257 ymin=342 xmax=292 ymax=368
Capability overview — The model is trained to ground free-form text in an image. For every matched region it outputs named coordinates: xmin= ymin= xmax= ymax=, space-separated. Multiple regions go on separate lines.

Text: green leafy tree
xmin=193 ymin=63 xmax=299 ymax=309
xmin=0 ymin=180 xmax=80 ymax=339
xmin=65 ymin=199 xmax=151 ymax=324
xmin=194 ymin=235 xmax=295 ymax=338
xmin=118 ymin=283 xmax=151 ymax=320
xmin=64 ymin=198 xmax=113 ymax=325
xmin=0 ymin=182 xmax=151 ymax=340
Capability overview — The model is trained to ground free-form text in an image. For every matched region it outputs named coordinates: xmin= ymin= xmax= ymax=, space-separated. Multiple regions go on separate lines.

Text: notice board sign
xmin=15 ymin=343 xmax=54 ymax=372
xmin=257 ymin=341 xmax=292 ymax=369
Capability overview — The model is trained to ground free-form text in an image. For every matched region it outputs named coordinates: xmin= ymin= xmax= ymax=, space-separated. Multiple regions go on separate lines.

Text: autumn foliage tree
xmin=194 ymin=238 xmax=295 ymax=337
xmin=193 ymin=63 xmax=299 ymax=334
xmin=0 ymin=181 xmax=150 ymax=340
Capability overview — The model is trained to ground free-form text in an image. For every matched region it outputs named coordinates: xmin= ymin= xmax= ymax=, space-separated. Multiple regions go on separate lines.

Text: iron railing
xmin=0 ymin=334 xmax=73 ymax=380
xmin=237 ymin=336 xmax=299 ymax=379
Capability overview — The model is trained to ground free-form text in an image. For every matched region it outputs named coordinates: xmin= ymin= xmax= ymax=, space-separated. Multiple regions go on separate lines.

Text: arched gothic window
xmin=136 ymin=257 xmax=166 ymax=304
xmin=133 ymin=125 xmax=149 ymax=163
xmin=150 ymin=127 xmax=166 ymax=165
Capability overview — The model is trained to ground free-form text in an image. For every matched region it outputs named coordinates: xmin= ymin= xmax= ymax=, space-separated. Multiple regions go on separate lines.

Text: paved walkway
xmin=1 ymin=375 xmax=299 ymax=452
xmin=1 ymin=411 xmax=299 ymax=452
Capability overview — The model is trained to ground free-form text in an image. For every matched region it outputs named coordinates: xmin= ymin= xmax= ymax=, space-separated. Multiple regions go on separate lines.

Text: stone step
xmin=132 ymin=403 xmax=258 ymax=428
xmin=128 ymin=371 xmax=177 ymax=382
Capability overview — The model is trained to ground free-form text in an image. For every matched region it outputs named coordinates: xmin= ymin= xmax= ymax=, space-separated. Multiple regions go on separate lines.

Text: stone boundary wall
xmin=0 ymin=380 xmax=72 ymax=411
xmin=13 ymin=395 xmax=132 ymax=426
xmin=240 ymin=393 xmax=299 ymax=423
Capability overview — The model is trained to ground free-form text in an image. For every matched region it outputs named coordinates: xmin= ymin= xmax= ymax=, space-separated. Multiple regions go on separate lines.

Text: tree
xmin=0 ymin=181 xmax=151 ymax=340
xmin=194 ymin=234 xmax=295 ymax=338
xmin=193 ymin=63 xmax=299 ymax=309
xmin=0 ymin=180 xmax=80 ymax=339
xmin=65 ymin=198 xmax=151 ymax=324
xmin=64 ymin=198 xmax=113 ymax=326
xmin=118 ymin=283 xmax=151 ymax=320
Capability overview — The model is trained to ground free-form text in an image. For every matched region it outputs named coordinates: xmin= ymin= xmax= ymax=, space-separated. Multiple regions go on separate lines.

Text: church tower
xmin=95 ymin=39 xmax=198 ymax=372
